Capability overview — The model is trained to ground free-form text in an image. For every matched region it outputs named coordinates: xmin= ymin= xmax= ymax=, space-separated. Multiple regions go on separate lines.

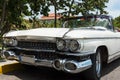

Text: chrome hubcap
xmin=96 ymin=51 xmax=101 ymax=77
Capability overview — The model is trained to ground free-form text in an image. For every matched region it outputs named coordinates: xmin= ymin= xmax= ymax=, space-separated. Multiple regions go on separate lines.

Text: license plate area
xmin=21 ymin=54 xmax=35 ymax=63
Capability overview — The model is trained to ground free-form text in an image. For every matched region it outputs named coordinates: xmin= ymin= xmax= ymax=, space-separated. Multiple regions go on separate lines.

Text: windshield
xmin=63 ymin=16 xmax=112 ymax=30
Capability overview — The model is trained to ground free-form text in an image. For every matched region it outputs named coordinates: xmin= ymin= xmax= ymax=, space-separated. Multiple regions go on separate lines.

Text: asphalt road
xmin=0 ymin=58 xmax=120 ymax=80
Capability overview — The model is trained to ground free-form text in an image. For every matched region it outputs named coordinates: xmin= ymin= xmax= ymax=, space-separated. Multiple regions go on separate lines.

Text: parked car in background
xmin=2 ymin=15 xmax=120 ymax=80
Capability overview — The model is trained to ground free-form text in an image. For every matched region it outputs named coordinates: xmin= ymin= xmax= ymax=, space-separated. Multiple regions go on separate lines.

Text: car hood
xmin=4 ymin=28 xmax=70 ymax=38
xmin=4 ymin=27 xmax=113 ymax=39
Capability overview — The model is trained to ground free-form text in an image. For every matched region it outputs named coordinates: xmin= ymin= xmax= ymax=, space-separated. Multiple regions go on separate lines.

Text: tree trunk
xmin=54 ymin=5 xmax=57 ymax=27
xmin=0 ymin=0 xmax=7 ymax=31
xmin=68 ymin=0 xmax=74 ymax=17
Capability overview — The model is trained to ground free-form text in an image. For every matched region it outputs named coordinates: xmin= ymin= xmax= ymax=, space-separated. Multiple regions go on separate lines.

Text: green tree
xmin=0 ymin=0 xmax=109 ymax=34
xmin=113 ymin=16 xmax=120 ymax=28
xmin=47 ymin=0 xmax=66 ymax=27
xmin=48 ymin=0 xmax=108 ymax=27
xmin=27 ymin=0 xmax=50 ymax=28
xmin=0 ymin=0 xmax=31 ymax=35
xmin=0 ymin=0 xmax=51 ymax=35
xmin=62 ymin=0 xmax=108 ymax=16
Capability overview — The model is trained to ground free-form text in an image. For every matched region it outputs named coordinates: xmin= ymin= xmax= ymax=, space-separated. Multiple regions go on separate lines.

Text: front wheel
xmin=83 ymin=49 xmax=102 ymax=80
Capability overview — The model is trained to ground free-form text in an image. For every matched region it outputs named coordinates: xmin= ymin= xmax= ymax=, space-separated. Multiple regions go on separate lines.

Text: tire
xmin=83 ymin=49 xmax=102 ymax=80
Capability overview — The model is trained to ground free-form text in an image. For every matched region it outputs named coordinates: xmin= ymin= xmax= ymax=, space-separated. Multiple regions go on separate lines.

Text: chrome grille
xmin=19 ymin=51 xmax=87 ymax=61
xmin=19 ymin=52 xmax=59 ymax=60
xmin=38 ymin=52 xmax=59 ymax=60
xmin=17 ymin=41 xmax=56 ymax=51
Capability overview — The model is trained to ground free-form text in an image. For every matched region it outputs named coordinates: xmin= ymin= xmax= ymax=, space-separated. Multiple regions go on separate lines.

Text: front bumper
xmin=2 ymin=50 xmax=92 ymax=74
xmin=20 ymin=59 xmax=92 ymax=73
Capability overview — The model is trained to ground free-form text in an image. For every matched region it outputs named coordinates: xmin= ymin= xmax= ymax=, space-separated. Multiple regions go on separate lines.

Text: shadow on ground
xmin=5 ymin=58 xmax=120 ymax=80
xmin=6 ymin=65 xmax=83 ymax=80
xmin=102 ymin=58 xmax=120 ymax=76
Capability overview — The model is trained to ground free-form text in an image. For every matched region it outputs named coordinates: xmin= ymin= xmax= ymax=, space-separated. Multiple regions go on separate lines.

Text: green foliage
xmin=47 ymin=0 xmax=109 ymax=27
xmin=0 ymin=0 xmax=109 ymax=34
xmin=0 ymin=0 xmax=30 ymax=35
xmin=28 ymin=0 xmax=50 ymax=16
xmin=113 ymin=16 xmax=120 ymax=28
xmin=61 ymin=0 xmax=109 ymax=16
xmin=0 ymin=0 xmax=51 ymax=35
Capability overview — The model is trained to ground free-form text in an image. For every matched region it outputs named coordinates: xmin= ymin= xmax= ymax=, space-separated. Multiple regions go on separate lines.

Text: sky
xmin=105 ymin=0 xmax=120 ymax=18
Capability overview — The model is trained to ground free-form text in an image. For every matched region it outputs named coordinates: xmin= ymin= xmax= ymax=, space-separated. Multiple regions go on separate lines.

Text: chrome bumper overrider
xmin=2 ymin=51 xmax=92 ymax=73
xmin=53 ymin=59 xmax=92 ymax=73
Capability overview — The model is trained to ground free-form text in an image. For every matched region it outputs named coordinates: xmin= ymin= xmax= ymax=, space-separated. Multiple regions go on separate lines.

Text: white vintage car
xmin=2 ymin=15 xmax=120 ymax=80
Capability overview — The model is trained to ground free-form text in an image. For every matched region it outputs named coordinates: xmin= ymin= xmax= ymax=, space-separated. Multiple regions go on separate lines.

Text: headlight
xmin=56 ymin=39 xmax=66 ymax=51
xmin=69 ymin=40 xmax=80 ymax=52
xmin=3 ymin=38 xmax=18 ymax=46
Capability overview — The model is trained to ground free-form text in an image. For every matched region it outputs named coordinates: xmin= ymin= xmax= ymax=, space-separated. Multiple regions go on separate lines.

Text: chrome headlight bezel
xmin=69 ymin=40 xmax=80 ymax=52
xmin=56 ymin=38 xmax=80 ymax=52
xmin=56 ymin=39 xmax=66 ymax=51
xmin=3 ymin=38 xmax=18 ymax=46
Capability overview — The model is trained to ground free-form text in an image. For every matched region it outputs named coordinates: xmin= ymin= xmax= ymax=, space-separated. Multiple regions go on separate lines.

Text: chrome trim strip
xmin=57 ymin=52 xmax=95 ymax=56
xmin=64 ymin=37 xmax=120 ymax=39
xmin=82 ymin=37 xmax=120 ymax=39
xmin=109 ymin=51 xmax=120 ymax=56
xmin=10 ymin=47 xmax=56 ymax=52
xmin=108 ymin=54 xmax=120 ymax=63
xmin=16 ymin=36 xmax=56 ymax=42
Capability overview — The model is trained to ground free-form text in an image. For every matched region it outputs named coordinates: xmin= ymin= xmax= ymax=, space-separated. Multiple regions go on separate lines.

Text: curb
xmin=0 ymin=60 xmax=22 ymax=74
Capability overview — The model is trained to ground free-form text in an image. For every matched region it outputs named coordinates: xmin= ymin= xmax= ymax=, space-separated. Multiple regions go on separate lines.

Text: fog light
xmin=65 ymin=62 xmax=77 ymax=70
xmin=3 ymin=51 xmax=16 ymax=60
xmin=54 ymin=60 xmax=61 ymax=69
